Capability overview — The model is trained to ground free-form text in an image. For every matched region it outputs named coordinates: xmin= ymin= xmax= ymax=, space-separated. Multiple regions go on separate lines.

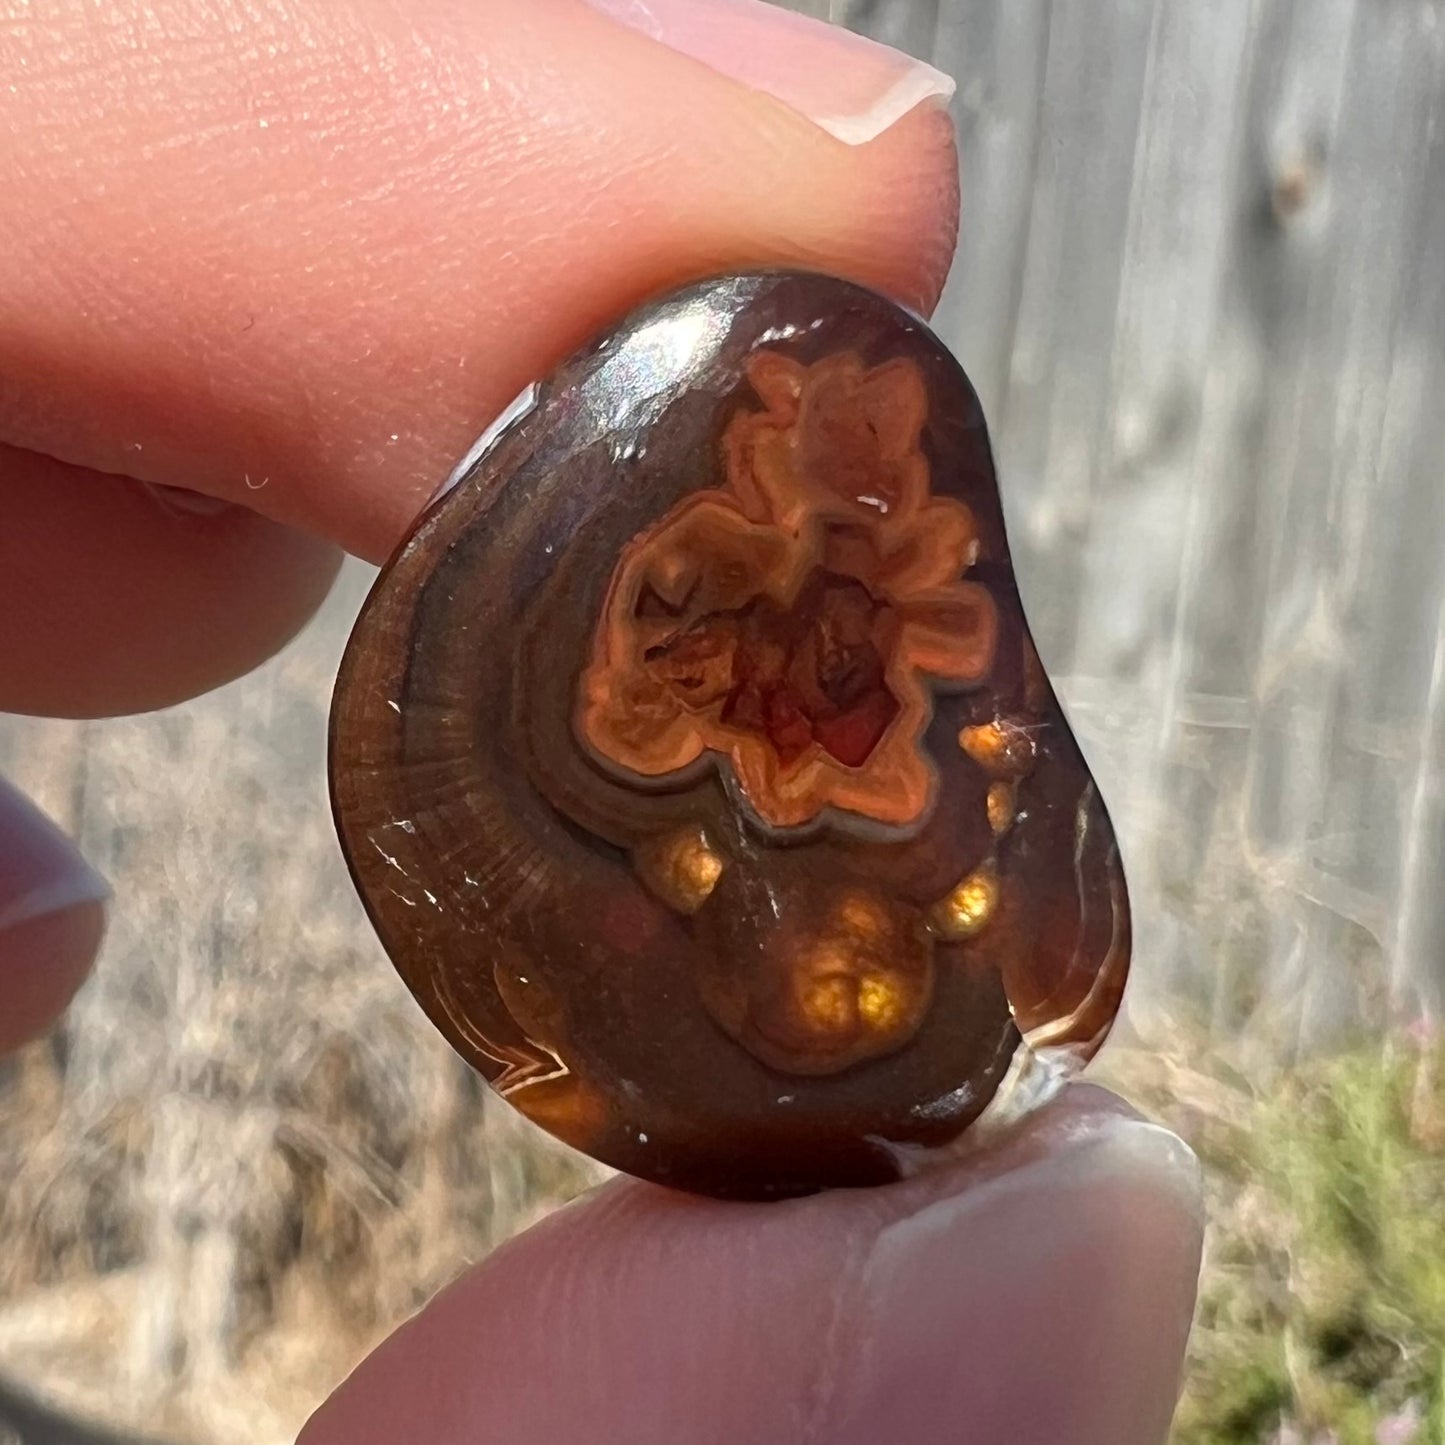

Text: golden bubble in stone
xmin=792 ymin=924 xmax=917 ymax=1046
xmin=635 ymin=827 xmax=724 ymax=913
xmin=958 ymin=719 xmax=1036 ymax=778
xmin=934 ymin=868 xmax=999 ymax=939
xmin=686 ymin=846 xmax=724 ymax=892
xmin=800 ymin=968 xmax=855 ymax=1035
xmin=987 ymin=780 xmax=1016 ymax=834
xmin=857 ymin=974 xmax=906 ymax=1031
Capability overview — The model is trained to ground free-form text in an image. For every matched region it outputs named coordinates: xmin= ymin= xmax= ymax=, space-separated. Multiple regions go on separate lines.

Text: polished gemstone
xmin=329 ymin=272 xmax=1130 ymax=1199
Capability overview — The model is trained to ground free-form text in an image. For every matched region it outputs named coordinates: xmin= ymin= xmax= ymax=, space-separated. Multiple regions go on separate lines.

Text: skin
xmin=0 ymin=2 xmax=1205 ymax=1440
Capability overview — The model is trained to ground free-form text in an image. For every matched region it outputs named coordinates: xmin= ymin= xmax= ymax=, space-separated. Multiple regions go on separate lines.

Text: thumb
xmin=301 ymin=1087 xmax=1203 ymax=1445
xmin=0 ymin=0 xmax=959 ymax=561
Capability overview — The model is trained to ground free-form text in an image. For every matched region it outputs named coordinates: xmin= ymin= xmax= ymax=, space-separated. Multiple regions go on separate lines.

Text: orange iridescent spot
xmin=577 ymin=352 xmax=998 ymax=830
xmin=986 ymin=780 xmax=1016 ymax=834
xmin=933 ymin=867 xmax=999 ymax=940
xmin=635 ymin=827 xmax=725 ymax=914
xmin=958 ymin=718 xmax=1036 ymax=779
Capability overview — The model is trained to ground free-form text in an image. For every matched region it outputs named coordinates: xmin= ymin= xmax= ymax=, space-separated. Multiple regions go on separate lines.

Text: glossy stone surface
xmin=329 ymin=272 xmax=1130 ymax=1199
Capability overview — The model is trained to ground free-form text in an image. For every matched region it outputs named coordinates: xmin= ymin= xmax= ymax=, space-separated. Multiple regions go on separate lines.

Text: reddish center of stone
xmin=642 ymin=571 xmax=901 ymax=770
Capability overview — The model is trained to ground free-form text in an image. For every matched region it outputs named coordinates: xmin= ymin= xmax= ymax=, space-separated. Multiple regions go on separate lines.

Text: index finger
xmin=0 ymin=0 xmax=959 ymax=561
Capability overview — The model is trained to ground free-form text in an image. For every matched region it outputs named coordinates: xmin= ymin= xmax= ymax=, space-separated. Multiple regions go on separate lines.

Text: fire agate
xmin=329 ymin=273 xmax=1129 ymax=1199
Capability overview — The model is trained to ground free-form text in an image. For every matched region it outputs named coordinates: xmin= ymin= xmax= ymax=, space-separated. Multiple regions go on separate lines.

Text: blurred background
xmin=2 ymin=1 xmax=1444 ymax=1441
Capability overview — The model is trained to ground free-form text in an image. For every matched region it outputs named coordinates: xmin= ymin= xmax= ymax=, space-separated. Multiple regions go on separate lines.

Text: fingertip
xmin=0 ymin=0 xmax=963 ymax=560
xmin=0 ymin=448 xmax=340 ymax=716
xmin=579 ymin=0 xmax=961 ymax=313
xmin=301 ymin=1090 xmax=1201 ymax=1445
xmin=826 ymin=1108 xmax=1203 ymax=1445
xmin=778 ymin=95 xmax=960 ymax=318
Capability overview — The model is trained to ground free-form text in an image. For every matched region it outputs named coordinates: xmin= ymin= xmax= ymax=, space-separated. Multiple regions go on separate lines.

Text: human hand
xmin=0 ymin=1 xmax=1203 ymax=1440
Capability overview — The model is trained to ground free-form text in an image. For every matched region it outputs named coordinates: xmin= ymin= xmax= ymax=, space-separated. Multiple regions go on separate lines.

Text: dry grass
xmin=0 ymin=995 xmax=602 ymax=1443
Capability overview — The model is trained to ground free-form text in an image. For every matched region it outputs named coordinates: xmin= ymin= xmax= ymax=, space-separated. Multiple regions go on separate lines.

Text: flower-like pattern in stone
xmin=577 ymin=351 xmax=998 ymax=829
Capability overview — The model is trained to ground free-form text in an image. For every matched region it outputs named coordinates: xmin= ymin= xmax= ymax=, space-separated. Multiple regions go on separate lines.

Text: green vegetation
xmin=1118 ymin=1033 xmax=1445 ymax=1445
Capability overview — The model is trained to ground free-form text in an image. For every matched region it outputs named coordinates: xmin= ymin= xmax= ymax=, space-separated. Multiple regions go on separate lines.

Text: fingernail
xmin=585 ymin=0 xmax=955 ymax=145
xmin=0 ymin=781 xmax=109 ymax=1051
xmin=831 ymin=1112 xmax=1204 ymax=1445
xmin=0 ymin=779 xmax=110 ymax=933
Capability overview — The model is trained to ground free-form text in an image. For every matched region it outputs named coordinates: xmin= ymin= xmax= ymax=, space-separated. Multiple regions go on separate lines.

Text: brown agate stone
xmin=329 ymin=272 xmax=1130 ymax=1199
